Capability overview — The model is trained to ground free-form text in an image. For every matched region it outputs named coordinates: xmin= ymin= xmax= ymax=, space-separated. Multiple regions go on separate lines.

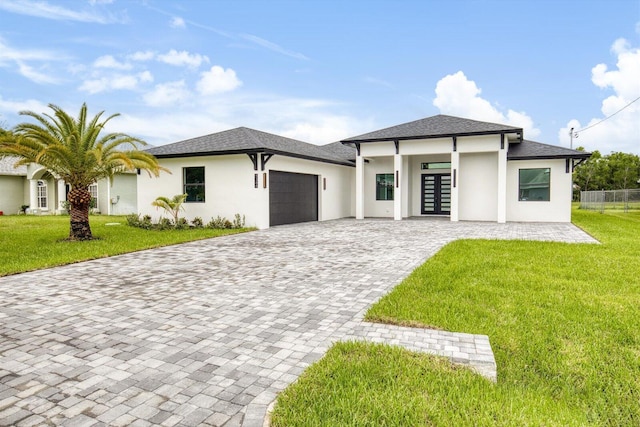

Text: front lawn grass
xmin=0 ymin=215 xmax=251 ymax=276
xmin=271 ymin=209 xmax=640 ymax=426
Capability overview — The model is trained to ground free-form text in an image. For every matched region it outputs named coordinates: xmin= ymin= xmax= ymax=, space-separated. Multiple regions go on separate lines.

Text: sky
xmin=0 ymin=0 xmax=639 ymax=154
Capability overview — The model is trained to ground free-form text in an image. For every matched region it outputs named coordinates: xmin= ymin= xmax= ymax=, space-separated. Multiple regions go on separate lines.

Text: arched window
xmin=37 ymin=180 xmax=47 ymax=209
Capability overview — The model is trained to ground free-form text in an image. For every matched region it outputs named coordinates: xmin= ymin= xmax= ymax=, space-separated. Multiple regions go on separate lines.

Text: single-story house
xmin=139 ymin=114 xmax=590 ymax=228
xmin=0 ymin=156 xmax=137 ymax=215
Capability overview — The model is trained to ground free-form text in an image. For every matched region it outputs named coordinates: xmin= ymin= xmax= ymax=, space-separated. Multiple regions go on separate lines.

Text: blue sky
xmin=0 ymin=0 xmax=638 ymax=154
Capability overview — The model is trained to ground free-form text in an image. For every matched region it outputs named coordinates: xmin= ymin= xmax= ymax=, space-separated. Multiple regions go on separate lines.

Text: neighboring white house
xmin=0 ymin=156 xmax=137 ymax=215
xmin=0 ymin=156 xmax=28 ymax=215
xmin=139 ymin=115 xmax=590 ymax=228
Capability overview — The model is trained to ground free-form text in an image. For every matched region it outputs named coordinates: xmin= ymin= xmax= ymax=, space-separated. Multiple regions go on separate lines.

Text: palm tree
xmin=0 ymin=103 xmax=166 ymax=240
xmin=151 ymin=194 xmax=188 ymax=225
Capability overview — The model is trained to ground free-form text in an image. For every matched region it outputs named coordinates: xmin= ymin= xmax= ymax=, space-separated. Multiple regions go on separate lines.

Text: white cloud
xmin=0 ymin=38 xmax=59 ymax=63
xmin=15 ymin=61 xmax=59 ymax=84
xmin=0 ymin=37 xmax=63 ymax=84
xmin=170 ymin=16 xmax=185 ymax=28
xmin=433 ymin=71 xmax=540 ymax=138
xmin=143 ymin=80 xmax=190 ymax=107
xmin=560 ymin=38 xmax=640 ymax=154
xmin=157 ymin=50 xmax=209 ymax=68
xmin=88 ymin=0 xmax=114 ymax=4
xmin=0 ymin=0 xmax=124 ymax=23
xmin=280 ymin=116 xmax=364 ymax=144
xmin=0 ymin=96 xmax=49 ymax=117
xmin=128 ymin=51 xmax=156 ymax=61
xmin=79 ymin=71 xmax=154 ymax=94
xmin=196 ymin=66 xmax=242 ymax=95
xmin=240 ymin=33 xmax=309 ymax=61
xmin=93 ymin=55 xmax=132 ymax=70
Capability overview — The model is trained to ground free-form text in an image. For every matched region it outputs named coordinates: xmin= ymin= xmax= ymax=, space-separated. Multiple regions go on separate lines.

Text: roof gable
xmin=342 ymin=114 xmax=522 ymax=143
xmin=146 ymin=127 xmax=353 ymax=166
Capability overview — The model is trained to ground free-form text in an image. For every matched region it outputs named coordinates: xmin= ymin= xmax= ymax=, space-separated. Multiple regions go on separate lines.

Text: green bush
xmin=191 ymin=217 xmax=204 ymax=228
xmin=175 ymin=217 xmax=189 ymax=230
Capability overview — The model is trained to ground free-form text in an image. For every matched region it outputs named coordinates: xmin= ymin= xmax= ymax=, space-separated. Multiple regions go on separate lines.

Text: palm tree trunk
xmin=67 ymin=187 xmax=93 ymax=240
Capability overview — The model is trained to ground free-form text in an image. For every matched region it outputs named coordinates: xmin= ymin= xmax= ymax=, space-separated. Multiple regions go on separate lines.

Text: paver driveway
xmin=0 ymin=219 xmax=597 ymax=427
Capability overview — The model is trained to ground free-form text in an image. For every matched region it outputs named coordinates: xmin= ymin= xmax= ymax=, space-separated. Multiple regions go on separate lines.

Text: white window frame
xmin=37 ymin=180 xmax=47 ymax=209
xmin=89 ymin=183 xmax=98 ymax=208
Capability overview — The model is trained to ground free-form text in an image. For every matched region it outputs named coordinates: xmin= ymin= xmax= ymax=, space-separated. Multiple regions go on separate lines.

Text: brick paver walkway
xmin=0 ymin=219 xmax=597 ymax=426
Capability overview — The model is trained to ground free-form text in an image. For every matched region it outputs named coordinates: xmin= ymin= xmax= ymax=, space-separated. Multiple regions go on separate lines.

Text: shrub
xmin=207 ymin=216 xmax=227 ymax=229
xmin=232 ymin=214 xmax=246 ymax=229
xmin=191 ymin=217 xmax=204 ymax=228
xmin=157 ymin=217 xmax=173 ymax=230
xmin=126 ymin=214 xmax=153 ymax=229
xmin=175 ymin=217 xmax=189 ymax=230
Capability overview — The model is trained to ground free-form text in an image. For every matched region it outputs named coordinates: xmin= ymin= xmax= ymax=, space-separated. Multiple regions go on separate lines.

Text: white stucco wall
xmin=107 ymin=174 xmax=138 ymax=215
xmin=138 ymin=154 xmax=354 ymax=229
xmin=138 ymin=155 xmax=268 ymax=228
xmin=363 ymin=156 xmax=394 ymax=217
xmin=458 ymin=152 xmax=499 ymax=221
xmin=457 ymin=134 xmax=501 ymax=153
xmin=506 ymin=159 xmax=572 ymax=222
xmin=0 ymin=176 xmax=27 ymax=214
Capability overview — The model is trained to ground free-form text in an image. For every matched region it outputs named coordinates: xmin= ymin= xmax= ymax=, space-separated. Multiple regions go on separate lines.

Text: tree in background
xmin=0 ymin=103 xmax=167 ymax=240
xmin=607 ymin=152 xmax=640 ymax=190
xmin=573 ymin=147 xmax=640 ymax=192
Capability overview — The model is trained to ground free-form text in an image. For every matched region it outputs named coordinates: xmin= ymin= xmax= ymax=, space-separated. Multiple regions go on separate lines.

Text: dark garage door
xmin=269 ymin=170 xmax=318 ymax=226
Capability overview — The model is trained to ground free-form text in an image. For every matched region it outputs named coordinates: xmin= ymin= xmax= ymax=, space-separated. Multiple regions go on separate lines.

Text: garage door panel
xmin=269 ymin=171 xmax=318 ymax=226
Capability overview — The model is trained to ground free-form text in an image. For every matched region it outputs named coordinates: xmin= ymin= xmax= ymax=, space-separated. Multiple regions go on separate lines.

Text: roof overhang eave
xmin=507 ymin=153 xmax=592 ymax=161
xmin=151 ymin=148 xmax=355 ymax=167
xmin=341 ymin=129 xmax=523 ymax=145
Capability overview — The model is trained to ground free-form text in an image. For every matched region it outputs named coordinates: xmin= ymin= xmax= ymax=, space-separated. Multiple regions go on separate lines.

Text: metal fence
xmin=580 ymin=189 xmax=640 ymax=212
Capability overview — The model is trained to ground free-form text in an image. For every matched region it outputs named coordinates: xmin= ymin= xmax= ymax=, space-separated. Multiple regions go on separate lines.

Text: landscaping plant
xmin=0 ymin=103 xmax=166 ymax=240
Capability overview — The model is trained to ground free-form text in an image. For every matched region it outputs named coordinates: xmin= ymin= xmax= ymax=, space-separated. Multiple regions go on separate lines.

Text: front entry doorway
xmin=421 ymin=174 xmax=451 ymax=215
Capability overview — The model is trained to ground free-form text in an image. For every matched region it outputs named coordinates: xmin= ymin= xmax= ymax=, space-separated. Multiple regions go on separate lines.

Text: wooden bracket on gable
xmin=247 ymin=153 xmax=258 ymax=171
xmin=261 ymin=153 xmax=274 ymax=171
xmin=452 ymin=136 xmax=457 ymax=152
xmin=394 ymin=140 xmax=399 ymax=155
xmin=355 ymin=143 xmax=361 ymax=156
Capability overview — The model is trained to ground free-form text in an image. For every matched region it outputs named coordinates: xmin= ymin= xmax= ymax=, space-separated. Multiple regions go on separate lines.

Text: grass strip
xmin=272 ymin=209 xmax=640 ymax=426
xmin=0 ymin=215 xmax=251 ymax=276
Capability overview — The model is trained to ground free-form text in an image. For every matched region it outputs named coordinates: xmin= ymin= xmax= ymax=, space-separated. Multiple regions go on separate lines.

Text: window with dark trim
xmin=519 ymin=168 xmax=550 ymax=201
xmin=376 ymin=173 xmax=394 ymax=201
xmin=183 ymin=167 xmax=205 ymax=202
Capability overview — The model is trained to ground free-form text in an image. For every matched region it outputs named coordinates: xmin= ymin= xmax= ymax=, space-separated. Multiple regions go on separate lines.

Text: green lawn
xmin=0 ymin=215 xmax=251 ymax=276
xmin=271 ymin=209 xmax=640 ymax=426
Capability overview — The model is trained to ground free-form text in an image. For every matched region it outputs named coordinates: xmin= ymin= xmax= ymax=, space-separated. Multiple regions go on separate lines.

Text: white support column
xmin=401 ymin=155 xmax=410 ymax=218
xmin=57 ymin=180 xmax=66 ymax=213
xmin=450 ymin=151 xmax=459 ymax=222
xmin=355 ymin=154 xmax=364 ymax=219
xmin=29 ymin=179 xmax=38 ymax=213
xmin=497 ymin=147 xmax=507 ymax=223
xmin=106 ymin=180 xmax=112 ymax=215
xmin=393 ymin=154 xmax=402 ymax=220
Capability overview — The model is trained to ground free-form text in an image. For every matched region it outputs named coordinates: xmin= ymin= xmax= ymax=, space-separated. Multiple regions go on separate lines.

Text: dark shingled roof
xmin=146 ymin=127 xmax=354 ymax=166
xmin=508 ymin=140 xmax=591 ymax=160
xmin=320 ymin=141 xmax=356 ymax=163
xmin=342 ymin=114 xmax=522 ymax=143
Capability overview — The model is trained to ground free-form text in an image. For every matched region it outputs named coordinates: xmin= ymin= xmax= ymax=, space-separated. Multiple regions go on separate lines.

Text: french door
xmin=421 ymin=174 xmax=451 ymax=215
